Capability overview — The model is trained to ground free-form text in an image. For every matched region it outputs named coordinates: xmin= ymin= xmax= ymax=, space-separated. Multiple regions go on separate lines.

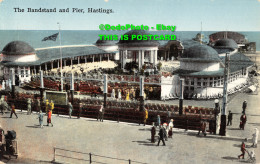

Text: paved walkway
xmin=0 ymin=78 xmax=260 ymax=164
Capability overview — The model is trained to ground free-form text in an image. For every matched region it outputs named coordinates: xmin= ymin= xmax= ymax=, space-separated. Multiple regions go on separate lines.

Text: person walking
xmin=47 ymin=109 xmax=53 ymax=127
xmin=163 ymin=123 xmax=168 ymax=141
xmin=242 ymin=100 xmax=247 ymax=114
xmin=240 ymin=114 xmax=247 ymax=130
xmin=45 ymin=99 xmax=49 ymax=114
xmin=198 ymin=120 xmax=207 ymax=136
xmin=97 ymin=103 xmax=104 ymax=122
xmin=157 ymin=126 xmax=166 ymax=146
xmin=252 ymin=128 xmax=259 ymax=148
xmin=0 ymin=100 xmax=4 ymax=115
xmin=1 ymin=99 xmax=9 ymax=115
xmin=227 ymin=110 xmax=233 ymax=126
xmin=151 ymin=122 xmax=156 ymax=143
xmin=49 ymin=100 xmax=54 ymax=115
xmin=78 ymin=103 xmax=82 ymax=119
xmin=27 ymin=98 xmax=32 ymax=115
xmin=168 ymin=119 xmax=174 ymax=138
xmin=35 ymin=99 xmax=41 ymax=113
xmin=156 ymin=115 xmax=161 ymax=127
xmin=143 ymin=108 xmax=148 ymax=126
xmin=238 ymin=141 xmax=246 ymax=159
xmin=38 ymin=110 xmax=44 ymax=128
xmin=10 ymin=103 xmax=18 ymax=119
xmin=68 ymin=102 xmax=73 ymax=119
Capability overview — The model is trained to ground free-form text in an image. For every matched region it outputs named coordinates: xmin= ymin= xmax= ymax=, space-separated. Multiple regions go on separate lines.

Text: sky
xmin=0 ymin=0 xmax=259 ymax=31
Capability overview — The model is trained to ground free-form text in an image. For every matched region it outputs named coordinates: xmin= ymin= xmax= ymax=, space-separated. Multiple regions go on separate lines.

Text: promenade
xmin=0 ymin=78 xmax=259 ymax=164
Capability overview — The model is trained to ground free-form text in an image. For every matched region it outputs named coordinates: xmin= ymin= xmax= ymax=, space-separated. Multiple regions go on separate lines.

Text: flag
xmin=42 ymin=33 xmax=59 ymax=41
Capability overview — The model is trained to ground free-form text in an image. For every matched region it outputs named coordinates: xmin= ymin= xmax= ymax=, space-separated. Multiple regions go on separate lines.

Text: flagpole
xmin=57 ymin=22 xmax=63 ymax=92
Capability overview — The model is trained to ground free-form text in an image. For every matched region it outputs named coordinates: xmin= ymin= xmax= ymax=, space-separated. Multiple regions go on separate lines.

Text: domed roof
xmin=95 ymin=38 xmax=117 ymax=46
xmin=214 ymin=39 xmax=238 ymax=50
xmin=182 ymin=44 xmax=220 ymax=62
xmin=118 ymin=30 xmax=159 ymax=47
xmin=2 ymin=41 xmax=35 ymax=55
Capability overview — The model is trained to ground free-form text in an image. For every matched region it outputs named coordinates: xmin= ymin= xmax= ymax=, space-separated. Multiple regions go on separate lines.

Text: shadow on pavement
xmin=248 ymin=122 xmax=260 ymax=126
xmin=127 ymin=123 xmax=142 ymax=126
xmin=250 ymin=114 xmax=260 ymax=117
xmin=138 ymin=128 xmax=151 ymax=131
xmin=132 ymin=140 xmax=156 ymax=146
xmin=222 ymin=156 xmax=238 ymax=161
xmin=26 ymin=125 xmax=41 ymax=128
xmin=1 ymin=116 xmax=11 ymax=119
xmin=227 ymin=128 xmax=241 ymax=130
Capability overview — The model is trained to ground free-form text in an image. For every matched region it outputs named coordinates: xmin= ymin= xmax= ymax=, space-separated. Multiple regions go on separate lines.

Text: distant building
xmin=209 ymin=31 xmax=256 ymax=53
xmin=158 ymin=40 xmax=184 ymax=60
xmin=0 ymin=41 xmax=36 ymax=84
xmin=173 ymin=39 xmax=254 ymax=99
xmin=0 ymin=41 xmax=115 ymax=84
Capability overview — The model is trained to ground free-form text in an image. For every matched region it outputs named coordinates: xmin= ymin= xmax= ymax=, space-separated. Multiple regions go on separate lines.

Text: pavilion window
xmin=214 ymin=81 xmax=217 ymax=87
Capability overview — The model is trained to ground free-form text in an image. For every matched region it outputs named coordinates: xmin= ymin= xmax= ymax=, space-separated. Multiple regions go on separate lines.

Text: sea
xmin=0 ymin=30 xmax=259 ymax=50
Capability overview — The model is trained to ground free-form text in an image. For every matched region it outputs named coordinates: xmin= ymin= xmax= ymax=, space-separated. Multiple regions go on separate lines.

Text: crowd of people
xmin=0 ymin=91 xmax=258 ymax=162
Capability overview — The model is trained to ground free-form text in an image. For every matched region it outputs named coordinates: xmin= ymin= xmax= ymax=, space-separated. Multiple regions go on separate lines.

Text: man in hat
xmin=227 ymin=110 xmax=233 ymax=126
xmin=240 ymin=113 xmax=247 ymax=130
xmin=242 ymin=100 xmax=247 ymax=114
xmin=151 ymin=122 xmax=156 ymax=143
xmin=157 ymin=126 xmax=166 ymax=146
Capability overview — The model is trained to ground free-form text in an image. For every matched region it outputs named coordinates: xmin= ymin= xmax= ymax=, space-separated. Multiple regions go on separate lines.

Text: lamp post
xmin=139 ymin=76 xmax=144 ymax=112
xmin=70 ymin=73 xmax=74 ymax=104
xmin=40 ymin=70 xmax=45 ymax=101
xmin=103 ymin=74 xmax=107 ymax=108
xmin=219 ymin=53 xmax=230 ymax=136
xmin=179 ymin=78 xmax=184 ymax=115
xmin=214 ymin=98 xmax=220 ymax=134
xmin=57 ymin=22 xmax=63 ymax=92
xmin=11 ymin=68 xmax=15 ymax=99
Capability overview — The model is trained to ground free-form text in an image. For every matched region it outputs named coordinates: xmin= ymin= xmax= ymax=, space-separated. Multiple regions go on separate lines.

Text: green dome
xmin=182 ymin=44 xmax=220 ymax=62
xmin=2 ymin=41 xmax=35 ymax=55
